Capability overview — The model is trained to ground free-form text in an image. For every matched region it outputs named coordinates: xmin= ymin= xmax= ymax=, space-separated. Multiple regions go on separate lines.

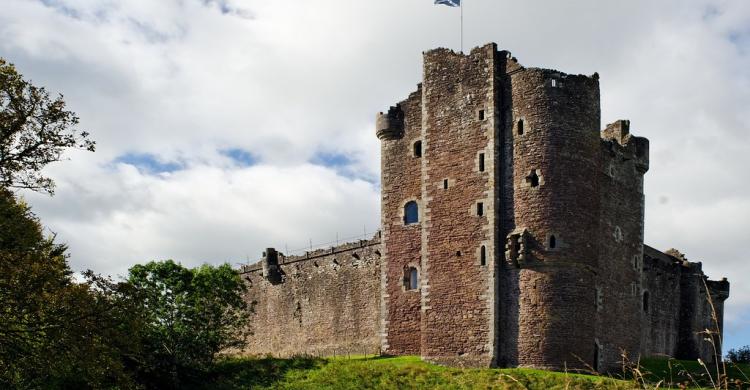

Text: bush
xmin=727 ymin=345 xmax=750 ymax=364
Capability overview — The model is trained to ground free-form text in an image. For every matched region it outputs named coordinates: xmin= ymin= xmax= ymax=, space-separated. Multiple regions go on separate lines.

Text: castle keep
xmin=240 ymin=43 xmax=730 ymax=372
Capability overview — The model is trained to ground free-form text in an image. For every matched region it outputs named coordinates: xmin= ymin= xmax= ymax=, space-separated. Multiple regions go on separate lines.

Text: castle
xmin=240 ymin=43 xmax=730 ymax=372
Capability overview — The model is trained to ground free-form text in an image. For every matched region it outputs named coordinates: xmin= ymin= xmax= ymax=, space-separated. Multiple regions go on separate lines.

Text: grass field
xmin=191 ymin=355 xmax=750 ymax=389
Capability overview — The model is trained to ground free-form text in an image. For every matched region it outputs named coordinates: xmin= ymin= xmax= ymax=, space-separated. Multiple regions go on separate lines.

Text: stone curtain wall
xmin=239 ymin=237 xmax=382 ymax=357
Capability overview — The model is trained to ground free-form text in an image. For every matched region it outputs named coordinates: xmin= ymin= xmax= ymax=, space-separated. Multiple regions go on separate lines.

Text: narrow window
xmin=443 ymin=179 xmax=448 ymax=189
xmin=480 ymin=245 xmax=486 ymax=266
xmin=526 ymin=170 xmax=539 ymax=187
xmin=643 ymin=291 xmax=650 ymax=313
xmin=477 ymin=202 xmax=484 ymax=216
xmin=551 ymin=79 xmax=558 ymax=88
xmin=404 ymin=267 xmax=419 ymax=290
xmin=478 ymin=153 xmax=485 ymax=172
xmin=478 ymin=110 xmax=485 ymax=120
xmin=404 ymin=201 xmax=419 ymax=225
xmin=456 ymin=251 xmax=462 ymax=257
xmin=549 ymin=235 xmax=556 ymax=249
xmin=413 ymin=141 xmax=422 ymax=158
xmin=517 ymin=119 xmax=524 ymax=135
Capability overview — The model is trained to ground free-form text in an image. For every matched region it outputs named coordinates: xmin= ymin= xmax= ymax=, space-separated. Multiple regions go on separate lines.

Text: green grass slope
xmin=199 ymin=356 xmax=633 ymax=389
xmin=192 ymin=355 xmax=750 ymax=389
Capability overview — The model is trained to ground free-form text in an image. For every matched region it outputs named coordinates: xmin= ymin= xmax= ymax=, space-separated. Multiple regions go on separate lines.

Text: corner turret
xmin=375 ymin=105 xmax=405 ymax=140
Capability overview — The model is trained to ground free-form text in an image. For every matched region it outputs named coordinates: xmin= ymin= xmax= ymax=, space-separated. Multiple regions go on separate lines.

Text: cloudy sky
xmin=2 ymin=0 xmax=748 ymax=350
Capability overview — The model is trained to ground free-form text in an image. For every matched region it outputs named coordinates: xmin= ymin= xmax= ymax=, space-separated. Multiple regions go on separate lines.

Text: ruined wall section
xmin=377 ymin=87 xmax=424 ymax=355
xmin=596 ymin=120 xmax=649 ymax=371
xmin=240 ymin=238 xmax=381 ymax=357
xmin=501 ymin=66 xmax=601 ymax=370
xmin=419 ymin=44 xmax=498 ymax=367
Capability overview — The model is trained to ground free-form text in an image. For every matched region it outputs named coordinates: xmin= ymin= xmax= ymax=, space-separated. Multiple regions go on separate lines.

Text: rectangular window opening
xmin=443 ymin=179 xmax=448 ymax=189
xmin=477 ymin=202 xmax=484 ymax=216
xmin=478 ymin=153 xmax=485 ymax=172
xmin=478 ymin=110 xmax=485 ymax=120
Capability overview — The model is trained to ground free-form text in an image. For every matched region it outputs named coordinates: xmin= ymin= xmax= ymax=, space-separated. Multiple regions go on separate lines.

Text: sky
xmin=1 ymin=0 xmax=748 ymax=351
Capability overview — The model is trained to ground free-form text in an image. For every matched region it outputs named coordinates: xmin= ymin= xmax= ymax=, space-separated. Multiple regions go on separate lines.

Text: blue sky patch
xmin=310 ymin=151 xmax=379 ymax=185
xmin=221 ymin=148 xmax=258 ymax=167
xmin=114 ymin=153 xmax=184 ymax=174
xmin=311 ymin=151 xmax=353 ymax=168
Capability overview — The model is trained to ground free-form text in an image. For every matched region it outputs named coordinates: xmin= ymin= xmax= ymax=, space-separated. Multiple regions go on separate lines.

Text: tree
xmin=0 ymin=188 xmax=142 ymax=388
xmin=0 ymin=58 xmax=94 ymax=195
xmin=726 ymin=345 xmax=750 ymax=364
xmin=127 ymin=260 xmax=250 ymax=388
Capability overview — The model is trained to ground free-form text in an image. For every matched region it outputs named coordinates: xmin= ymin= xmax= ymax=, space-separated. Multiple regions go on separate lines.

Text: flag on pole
xmin=434 ymin=0 xmax=460 ymax=7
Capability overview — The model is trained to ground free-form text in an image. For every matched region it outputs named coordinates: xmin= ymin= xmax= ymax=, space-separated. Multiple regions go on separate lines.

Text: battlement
xmin=240 ymin=232 xmax=381 ymax=278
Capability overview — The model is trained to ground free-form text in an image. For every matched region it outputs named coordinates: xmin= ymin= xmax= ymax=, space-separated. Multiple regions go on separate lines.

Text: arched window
xmin=643 ymin=291 xmax=650 ymax=313
xmin=480 ymin=245 xmax=486 ymax=266
xmin=404 ymin=267 xmax=419 ymax=290
xmin=517 ymin=119 xmax=524 ymax=135
xmin=404 ymin=201 xmax=419 ymax=225
xmin=413 ymin=141 xmax=422 ymax=158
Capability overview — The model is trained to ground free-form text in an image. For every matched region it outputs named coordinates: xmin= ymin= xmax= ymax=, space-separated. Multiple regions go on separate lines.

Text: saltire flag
xmin=435 ymin=0 xmax=460 ymax=7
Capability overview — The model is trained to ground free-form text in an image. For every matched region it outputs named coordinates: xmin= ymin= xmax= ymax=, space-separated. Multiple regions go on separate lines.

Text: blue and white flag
xmin=435 ymin=0 xmax=460 ymax=7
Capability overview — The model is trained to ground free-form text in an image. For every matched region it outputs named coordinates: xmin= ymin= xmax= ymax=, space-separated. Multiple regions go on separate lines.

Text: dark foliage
xmin=0 ymin=188 xmax=141 ymax=389
xmin=727 ymin=345 xmax=750 ymax=364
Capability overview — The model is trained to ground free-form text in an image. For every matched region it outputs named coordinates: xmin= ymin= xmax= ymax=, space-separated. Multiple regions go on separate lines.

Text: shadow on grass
xmin=186 ymin=356 xmax=325 ymax=390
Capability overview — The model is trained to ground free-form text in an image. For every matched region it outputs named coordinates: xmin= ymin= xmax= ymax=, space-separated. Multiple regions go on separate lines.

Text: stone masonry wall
xmin=239 ymin=237 xmax=381 ymax=357
xmin=378 ymin=87 xmax=423 ymax=355
xmin=419 ymin=44 xmax=497 ymax=367
xmin=641 ymin=247 xmax=730 ymax=363
xmin=501 ymin=64 xmax=601 ymax=370
xmin=641 ymin=246 xmax=682 ymax=358
xmin=596 ymin=120 xmax=649 ymax=371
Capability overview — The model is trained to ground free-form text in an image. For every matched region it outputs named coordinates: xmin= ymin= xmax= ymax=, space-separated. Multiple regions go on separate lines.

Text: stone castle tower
xmin=240 ymin=43 xmax=729 ymax=372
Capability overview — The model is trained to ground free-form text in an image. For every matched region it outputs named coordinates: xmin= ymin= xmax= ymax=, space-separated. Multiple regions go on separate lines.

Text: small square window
xmin=413 ymin=141 xmax=422 ymax=158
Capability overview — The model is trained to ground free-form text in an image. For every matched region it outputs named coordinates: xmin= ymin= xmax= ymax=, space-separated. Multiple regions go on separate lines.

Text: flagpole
xmin=460 ymin=1 xmax=463 ymax=53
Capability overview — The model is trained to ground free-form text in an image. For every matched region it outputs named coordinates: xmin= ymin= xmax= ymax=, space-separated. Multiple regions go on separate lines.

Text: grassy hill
xmin=192 ymin=355 xmax=749 ymax=389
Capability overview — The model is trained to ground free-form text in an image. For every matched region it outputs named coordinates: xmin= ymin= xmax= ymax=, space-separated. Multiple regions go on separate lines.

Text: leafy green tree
xmin=0 ymin=58 xmax=95 ymax=195
xmin=0 ymin=188 xmax=141 ymax=389
xmin=127 ymin=260 xmax=249 ymax=388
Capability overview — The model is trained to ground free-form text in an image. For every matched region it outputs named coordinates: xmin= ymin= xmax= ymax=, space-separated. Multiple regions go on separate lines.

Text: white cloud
xmin=2 ymin=0 xmax=749 ymax=349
